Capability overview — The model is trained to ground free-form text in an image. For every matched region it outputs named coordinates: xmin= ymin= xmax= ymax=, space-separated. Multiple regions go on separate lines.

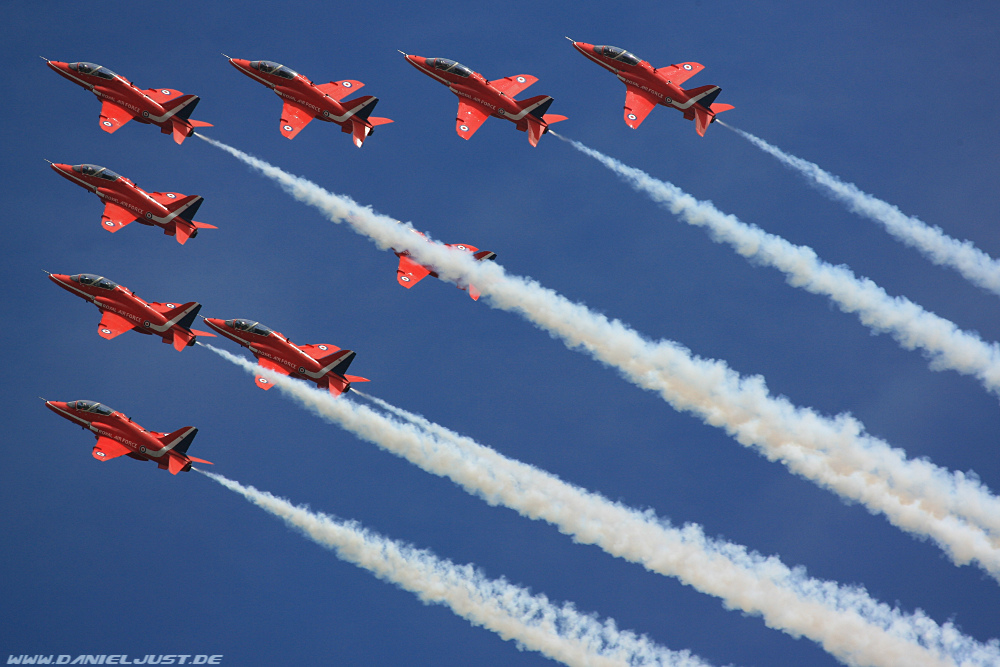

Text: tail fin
xmin=162 ymin=94 xmax=200 ymax=120
xmin=164 ymin=302 xmax=202 ymax=331
xmin=473 ymin=249 xmax=497 ymax=262
xmin=320 ymin=349 xmax=357 ymax=376
xmin=519 ymin=95 xmax=554 ymax=120
xmin=342 ymin=95 xmax=379 ymax=122
xmin=164 ymin=194 xmax=203 ymax=221
xmin=159 ymin=426 xmax=198 ymax=455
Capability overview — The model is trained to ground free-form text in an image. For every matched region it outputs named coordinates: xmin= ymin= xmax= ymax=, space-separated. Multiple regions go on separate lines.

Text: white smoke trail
xmin=719 ymin=122 xmax=1000 ymax=295
xmin=198 ymin=470 xmax=710 ymax=667
xmin=203 ymin=344 xmax=999 ymax=667
xmin=552 ymin=133 xmax=1000 ymax=396
xmin=196 ymin=134 xmax=1000 ymax=579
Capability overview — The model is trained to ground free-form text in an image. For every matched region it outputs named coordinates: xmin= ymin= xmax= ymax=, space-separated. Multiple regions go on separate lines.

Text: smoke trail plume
xmin=196 ymin=134 xmax=1000 ymax=580
xmin=720 ymin=122 xmax=1000 ymax=295
xmin=203 ymin=344 xmax=1000 ymax=667
xmin=199 ymin=470 xmax=709 ymax=667
xmin=552 ymin=132 xmax=1000 ymax=396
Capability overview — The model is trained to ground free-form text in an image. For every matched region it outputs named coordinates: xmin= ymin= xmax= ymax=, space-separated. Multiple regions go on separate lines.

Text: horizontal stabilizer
xmin=369 ymin=117 xmax=394 ymax=127
xmin=187 ymin=456 xmax=213 ymax=465
xmin=344 ymin=374 xmax=369 ymax=383
xmin=542 ymin=114 xmax=567 ymax=126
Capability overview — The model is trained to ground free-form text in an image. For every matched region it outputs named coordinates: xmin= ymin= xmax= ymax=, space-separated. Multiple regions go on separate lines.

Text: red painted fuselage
xmin=44 ymin=399 xmax=211 ymax=474
xmin=203 ymin=318 xmax=369 ymax=396
xmin=49 ymin=162 xmax=216 ymax=244
xmin=392 ymin=228 xmax=497 ymax=300
xmin=44 ymin=59 xmax=212 ymax=144
xmin=402 ymin=54 xmax=566 ymax=146
xmin=227 ymin=58 xmax=392 ymax=147
xmin=569 ymin=41 xmax=733 ymax=136
xmin=48 ymin=272 xmax=215 ymax=351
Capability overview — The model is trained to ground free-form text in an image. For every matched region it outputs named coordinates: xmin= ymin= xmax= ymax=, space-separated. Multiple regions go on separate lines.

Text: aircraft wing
xmin=655 ymin=62 xmax=705 ymax=86
xmin=254 ymin=356 xmax=290 ymax=390
xmin=99 ymin=99 xmax=136 ymax=134
xmin=92 ymin=436 xmax=132 ymax=462
xmin=455 ymin=100 xmax=491 ymax=140
xmin=97 ymin=309 xmax=136 ymax=340
xmin=489 ymin=74 xmax=538 ymax=98
xmin=397 ymin=255 xmax=432 ymax=288
xmin=623 ymin=85 xmax=659 ymax=129
xmin=315 ymin=80 xmax=364 ymax=101
xmin=100 ymin=202 xmax=137 ymax=232
xmin=279 ymin=99 xmax=316 ymax=139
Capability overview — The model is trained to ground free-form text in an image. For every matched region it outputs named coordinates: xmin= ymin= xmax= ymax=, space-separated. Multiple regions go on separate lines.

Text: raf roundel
xmin=166 ymin=303 xmax=175 ymax=308
xmin=664 ymin=97 xmax=673 ymax=104
xmin=497 ymin=108 xmax=506 ymax=116
xmin=323 ymin=110 xmax=330 ymax=118
xmin=139 ymin=446 xmax=147 ymax=454
xmin=298 ymin=366 xmax=306 ymax=374
xmin=143 ymin=320 xmax=151 ymax=328
xmin=259 ymin=378 xmax=269 ymax=385
xmin=683 ymin=64 xmax=693 ymax=70
xmin=161 ymin=89 xmax=171 ymax=95
xmin=401 ymin=275 xmax=411 ymax=282
xmin=627 ymin=113 xmax=637 ymax=120
xmin=101 ymin=328 xmax=112 ymax=335
xmin=145 ymin=212 xmax=153 ymax=219
xmin=142 ymin=110 xmax=150 ymax=118
xmin=459 ymin=125 xmax=469 ymax=132
xmin=318 ymin=345 xmax=328 ymax=351
xmin=96 ymin=451 xmax=106 ymax=458
xmin=105 ymin=221 xmax=115 ymax=227
xmin=343 ymin=81 xmax=353 ymax=88
xmin=166 ymin=193 xmax=176 ymax=199
xmin=102 ymin=120 xmax=112 ymax=127
xmin=456 ymin=245 xmax=467 ymax=250
xmin=516 ymin=76 xmax=526 ymax=83
xmin=283 ymin=125 xmax=293 ymax=132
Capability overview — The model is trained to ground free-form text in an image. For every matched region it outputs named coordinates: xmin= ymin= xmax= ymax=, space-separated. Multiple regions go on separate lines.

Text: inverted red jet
xmin=401 ymin=53 xmax=566 ymax=146
xmin=48 ymin=272 xmax=215 ymax=351
xmin=226 ymin=57 xmax=393 ymax=148
xmin=393 ymin=228 xmax=496 ymax=300
xmin=49 ymin=162 xmax=216 ymax=244
xmin=568 ymin=40 xmax=733 ymax=136
xmin=43 ymin=58 xmax=212 ymax=144
xmin=203 ymin=318 xmax=369 ymax=396
xmin=44 ymin=399 xmax=212 ymax=474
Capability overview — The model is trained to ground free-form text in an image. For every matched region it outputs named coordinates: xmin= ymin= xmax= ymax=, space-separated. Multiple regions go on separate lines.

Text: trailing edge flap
xmin=623 ymin=86 xmax=658 ymax=129
xmin=316 ymin=80 xmax=364 ymax=101
xmin=97 ymin=309 xmax=135 ymax=339
xmin=455 ymin=100 xmax=490 ymax=140
xmin=280 ymin=99 xmax=316 ymax=139
xmin=255 ymin=356 xmax=289 ymax=390
xmin=99 ymin=99 xmax=136 ymax=134
xmin=655 ymin=62 xmax=704 ymax=86
xmin=489 ymin=74 xmax=538 ymax=98
xmin=100 ymin=202 xmax=137 ymax=232
xmin=92 ymin=436 xmax=132 ymax=462
xmin=397 ymin=255 xmax=431 ymax=288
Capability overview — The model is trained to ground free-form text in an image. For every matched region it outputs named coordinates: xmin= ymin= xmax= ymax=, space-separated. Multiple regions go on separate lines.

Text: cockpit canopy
xmin=71 ymin=274 xmax=118 ymax=290
xmin=596 ymin=45 xmax=641 ymax=66
xmin=226 ymin=319 xmax=274 ymax=336
xmin=72 ymin=164 xmax=120 ymax=181
xmin=68 ymin=400 xmax=113 ymax=416
xmin=250 ymin=61 xmax=298 ymax=80
xmin=69 ymin=62 xmax=118 ymax=80
xmin=427 ymin=58 xmax=473 ymax=78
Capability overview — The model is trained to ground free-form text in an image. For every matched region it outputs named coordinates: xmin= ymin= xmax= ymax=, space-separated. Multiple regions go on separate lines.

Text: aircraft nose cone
xmin=44 ymin=400 xmax=67 ymax=413
xmin=47 ymin=272 xmax=71 ymax=286
xmin=49 ymin=162 xmax=72 ymax=175
xmin=203 ymin=317 xmax=226 ymax=331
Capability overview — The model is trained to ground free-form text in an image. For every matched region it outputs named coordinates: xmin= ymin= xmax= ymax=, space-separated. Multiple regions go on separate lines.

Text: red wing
xmin=100 ymin=202 xmax=137 ymax=232
xmin=99 ymin=99 xmax=136 ymax=134
xmin=655 ymin=62 xmax=705 ymax=86
xmin=623 ymin=86 xmax=659 ymax=129
xmin=444 ymin=243 xmax=480 ymax=254
xmin=255 ymin=356 xmax=290 ymax=390
xmin=143 ymin=88 xmax=183 ymax=105
xmin=298 ymin=343 xmax=342 ymax=358
xmin=92 ymin=436 xmax=132 ymax=462
xmin=456 ymin=100 xmax=491 ymax=140
xmin=279 ymin=99 xmax=316 ymax=139
xmin=147 ymin=191 xmax=186 ymax=206
xmin=97 ymin=309 xmax=135 ymax=340
xmin=315 ymin=80 xmax=364 ymax=101
xmin=397 ymin=255 xmax=431 ymax=288
xmin=489 ymin=74 xmax=538 ymax=98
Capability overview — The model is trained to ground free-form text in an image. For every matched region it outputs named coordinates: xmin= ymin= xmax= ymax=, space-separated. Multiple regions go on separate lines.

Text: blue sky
xmin=3 ymin=1 xmax=998 ymax=665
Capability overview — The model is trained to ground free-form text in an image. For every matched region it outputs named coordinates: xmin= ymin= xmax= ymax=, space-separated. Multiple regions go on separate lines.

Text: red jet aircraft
xmin=393 ymin=228 xmax=496 ymax=300
xmin=44 ymin=399 xmax=212 ymax=475
xmin=568 ymin=40 xmax=733 ymax=136
xmin=203 ymin=318 xmax=369 ymax=396
xmin=226 ymin=57 xmax=393 ymax=148
xmin=43 ymin=58 xmax=212 ymax=144
xmin=48 ymin=272 xmax=215 ymax=351
xmin=401 ymin=53 xmax=566 ymax=146
xmin=49 ymin=162 xmax=216 ymax=244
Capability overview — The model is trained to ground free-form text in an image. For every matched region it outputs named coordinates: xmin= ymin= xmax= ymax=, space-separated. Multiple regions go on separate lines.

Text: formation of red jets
xmin=44 ymin=42 xmax=732 ymax=473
